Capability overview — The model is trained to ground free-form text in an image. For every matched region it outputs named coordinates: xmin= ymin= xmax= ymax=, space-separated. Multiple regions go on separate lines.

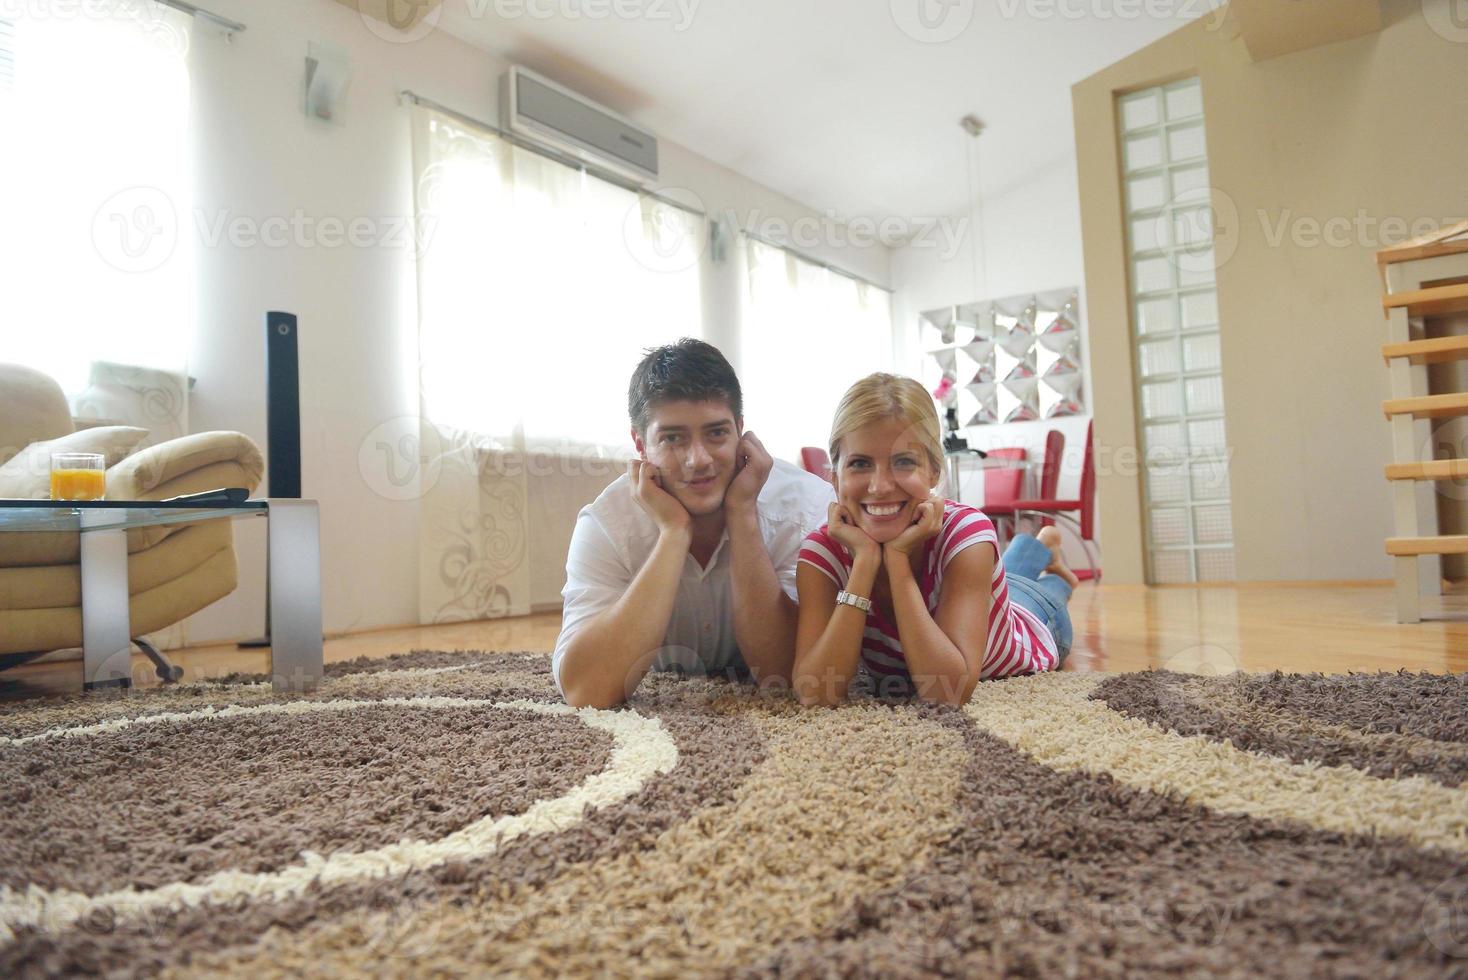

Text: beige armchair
xmin=0 ymin=363 xmax=265 ymax=675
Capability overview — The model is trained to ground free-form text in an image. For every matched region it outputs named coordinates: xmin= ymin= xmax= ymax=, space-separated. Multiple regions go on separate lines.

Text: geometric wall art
xmin=921 ymin=288 xmax=1085 ymax=426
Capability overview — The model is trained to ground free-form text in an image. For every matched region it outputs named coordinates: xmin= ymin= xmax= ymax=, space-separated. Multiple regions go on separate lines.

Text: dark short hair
xmin=628 ymin=338 xmax=743 ymax=435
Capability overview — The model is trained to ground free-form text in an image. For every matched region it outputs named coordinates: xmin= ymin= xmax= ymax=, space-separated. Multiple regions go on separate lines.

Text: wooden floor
xmin=4 ymin=582 xmax=1467 ymax=701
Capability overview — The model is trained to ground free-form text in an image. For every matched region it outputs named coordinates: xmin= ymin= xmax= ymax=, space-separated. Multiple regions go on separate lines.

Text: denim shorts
xmin=1000 ymin=533 xmax=1074 ymax=662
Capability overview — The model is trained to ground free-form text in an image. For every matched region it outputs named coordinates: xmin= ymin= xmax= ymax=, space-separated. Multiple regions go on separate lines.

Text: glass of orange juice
xmin=50 ymin=453 xmax=106 ymax=501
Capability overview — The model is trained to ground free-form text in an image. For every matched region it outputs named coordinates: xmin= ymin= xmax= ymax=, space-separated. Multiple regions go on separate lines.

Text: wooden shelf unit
xmin=1377 ymin=219 xmax=1468 ymax=623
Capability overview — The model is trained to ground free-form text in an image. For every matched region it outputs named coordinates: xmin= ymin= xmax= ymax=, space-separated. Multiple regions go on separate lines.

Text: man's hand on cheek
xmin=630 ymin=459 xmax=693 ymax=537
xmin=725 ymin=431 xmax=773 ymax=515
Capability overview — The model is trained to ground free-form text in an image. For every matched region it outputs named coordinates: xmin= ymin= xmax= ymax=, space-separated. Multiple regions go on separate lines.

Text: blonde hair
xmin=828 ymin=373 xmax=944 ymax=480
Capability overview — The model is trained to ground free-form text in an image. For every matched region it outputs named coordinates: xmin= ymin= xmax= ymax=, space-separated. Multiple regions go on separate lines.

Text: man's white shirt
xmin=552 ymin=459 xmax=835 ymax=693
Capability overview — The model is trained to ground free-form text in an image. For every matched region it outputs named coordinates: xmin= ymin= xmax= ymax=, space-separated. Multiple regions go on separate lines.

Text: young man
xmin=553 ymin=339 xmax=835 ymax=709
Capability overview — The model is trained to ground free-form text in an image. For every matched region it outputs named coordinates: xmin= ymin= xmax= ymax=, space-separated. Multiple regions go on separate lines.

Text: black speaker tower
xmin=265 ymin=311 xmax=302 ymax=498
xmin=239 ymin=311 xmax=302 ymax=649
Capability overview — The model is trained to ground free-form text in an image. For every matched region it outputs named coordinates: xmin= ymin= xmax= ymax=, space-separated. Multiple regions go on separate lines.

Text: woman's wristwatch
xmin=835 ymin=590 xmax=873 ymax=613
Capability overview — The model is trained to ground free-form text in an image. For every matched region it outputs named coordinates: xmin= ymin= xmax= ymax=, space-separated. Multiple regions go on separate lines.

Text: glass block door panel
xmin=1117 ymin=77 xmax=1235 ymax=584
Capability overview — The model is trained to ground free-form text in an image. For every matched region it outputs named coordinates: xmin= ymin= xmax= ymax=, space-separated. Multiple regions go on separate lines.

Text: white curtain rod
xmin=399 ymin=89 xmax=706 ymax=220
xmin=741 ymin=228 xmax=893 ymax=295
xmin=151 ymin=0 xmax=246 ymax=36
xmin=400 ymin=89 xmax=891 ymax=293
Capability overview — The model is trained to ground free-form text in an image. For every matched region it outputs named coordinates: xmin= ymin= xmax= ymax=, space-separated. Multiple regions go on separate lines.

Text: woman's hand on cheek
xmin=827 ymin=501 xmax=880 ymax=564
xmin=884 ymin=495 xmax=944 ymax=561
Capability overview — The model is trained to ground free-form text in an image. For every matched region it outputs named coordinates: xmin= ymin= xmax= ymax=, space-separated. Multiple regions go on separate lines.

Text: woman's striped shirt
xmin=797 ymin=501 xmax=1060 ymax=681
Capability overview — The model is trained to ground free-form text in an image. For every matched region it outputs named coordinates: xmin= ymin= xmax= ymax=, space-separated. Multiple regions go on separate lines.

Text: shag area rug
xmin=1 ymin=651 xmax=1466 ymax=978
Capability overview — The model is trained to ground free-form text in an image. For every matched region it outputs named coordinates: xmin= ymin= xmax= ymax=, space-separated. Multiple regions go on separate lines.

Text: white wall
xmin=890 ymin=153 xmax=1093 ymax=523
xmin=182 ymin=0 xmax=891 ymax=643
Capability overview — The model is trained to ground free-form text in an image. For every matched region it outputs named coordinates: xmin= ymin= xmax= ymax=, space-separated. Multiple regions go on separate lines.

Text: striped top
xmin=797 ymin=501 xmax=1060 ymax=682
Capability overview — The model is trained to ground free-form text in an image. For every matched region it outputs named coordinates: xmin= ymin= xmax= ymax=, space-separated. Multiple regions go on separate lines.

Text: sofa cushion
xmin=0 ymin=520 xmax=233 ymax=611
xmin=106 ymin=432 xmax=264 ymax=498
xmin=0 ymin=546 xmax=238 ymax=657
xmin=0 ymin=426 xmax=150 ymax=499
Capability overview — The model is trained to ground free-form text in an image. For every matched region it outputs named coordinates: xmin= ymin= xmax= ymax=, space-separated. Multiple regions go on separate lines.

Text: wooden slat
xmin=1378 ymin=241 xmax=1468 ymax=274
xmin=1388 ymin=336 xmax=1468 ymax=364
xmin=1381 ymin=282 xmax=1468 ymax=318
xmin=1381 ymin=335 xmax=1468 ymax=366
xmin=1386 ymin=535 xmax=1468 ymax=557
xmin=1377 ymin=218 xmax=1468 ymax=266
xmin=1386 ymin=458 xmax=1468 ymax=481
xmin=1382 ymin=392 xmax=1468 ymax=420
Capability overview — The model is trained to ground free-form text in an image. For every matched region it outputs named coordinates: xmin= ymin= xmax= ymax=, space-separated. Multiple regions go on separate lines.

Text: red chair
xmin=1014 ymin=422 xmax=1101 ymax=582
xmin=799 ymin=447 xmax=833 ymax=483
xmin=1035 ymin=429 xmax=1065 ymax=529
xmin=977 ymin=447 xmax=1027 ymax=545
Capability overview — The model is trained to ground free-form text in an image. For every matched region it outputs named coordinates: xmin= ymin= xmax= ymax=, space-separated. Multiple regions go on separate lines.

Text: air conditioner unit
xmin=500 ymin=66 xmax=659 ymax=186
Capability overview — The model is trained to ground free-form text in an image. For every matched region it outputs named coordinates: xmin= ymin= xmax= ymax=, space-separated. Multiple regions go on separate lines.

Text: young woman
xmin=793 ymin=373 xmax=1077 ymax=707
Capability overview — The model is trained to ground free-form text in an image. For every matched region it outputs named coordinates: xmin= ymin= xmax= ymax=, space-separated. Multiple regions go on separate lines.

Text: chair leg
xmin=1014 ymin=510 xmax=1102 ymax=583
xmin=1048 ymin=513 xmax=1102 ymax=583
xmin=133 ymin=636 xmax=184 ymax=684
xmin=995 ymin=515 xmax=1013 ymax=552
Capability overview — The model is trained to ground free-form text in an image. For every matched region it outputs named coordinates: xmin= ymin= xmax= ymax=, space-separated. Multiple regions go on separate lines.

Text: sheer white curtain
xmin=413 ymin=108 xmax=704 ymax=455
xmin=740 ymin=236 xmax=895 ymax=463
xmin=409 ymin=107 xmax=705 ymax=622
xmin=0 ymin=1 xmax=192 ymax=426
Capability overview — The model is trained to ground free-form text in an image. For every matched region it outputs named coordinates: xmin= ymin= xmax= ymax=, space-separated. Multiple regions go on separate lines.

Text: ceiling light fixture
xmin=960 ymin=114 xmax=988 ymax=301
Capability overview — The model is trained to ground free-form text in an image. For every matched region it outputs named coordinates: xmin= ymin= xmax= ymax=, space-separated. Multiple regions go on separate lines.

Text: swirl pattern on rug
xmin=1 ymin=654 xmax=1465 ymax=978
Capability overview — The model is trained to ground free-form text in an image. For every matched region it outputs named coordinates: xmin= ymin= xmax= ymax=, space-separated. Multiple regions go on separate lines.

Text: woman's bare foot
xmin=1036 ymin=526 xmax=1081 ymax=589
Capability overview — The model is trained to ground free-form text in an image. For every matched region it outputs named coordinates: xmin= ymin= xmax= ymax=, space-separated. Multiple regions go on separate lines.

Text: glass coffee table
xmin=0 ymin=499 xmax=322 ymax=693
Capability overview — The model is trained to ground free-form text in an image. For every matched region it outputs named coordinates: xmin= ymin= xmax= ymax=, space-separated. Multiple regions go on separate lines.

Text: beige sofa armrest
xmin=107 ymin=431 xmax=264 ymax=500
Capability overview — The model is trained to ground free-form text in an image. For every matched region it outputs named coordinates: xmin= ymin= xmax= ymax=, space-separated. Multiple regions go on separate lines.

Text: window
xmin=1117 ymin=77 xmax=1235 ymax=583
xmin=410 ymin=108 xmax=705 ymax=457
xmin=740 ymin=237 xmax=894 ymax=462
xmin=0 ymin=1 xmax=193 ymax=399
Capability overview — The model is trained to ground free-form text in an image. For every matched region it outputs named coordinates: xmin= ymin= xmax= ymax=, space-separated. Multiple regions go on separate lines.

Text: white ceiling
xmin=434 ymin=0 xmax=1222 ymax=226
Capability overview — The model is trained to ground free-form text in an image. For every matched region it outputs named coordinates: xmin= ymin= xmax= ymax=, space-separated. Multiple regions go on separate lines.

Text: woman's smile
xmin=860 ymin=500 xmax=910 ymax=522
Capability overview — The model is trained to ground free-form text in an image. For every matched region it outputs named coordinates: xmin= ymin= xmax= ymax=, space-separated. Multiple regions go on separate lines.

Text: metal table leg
xmin=79 ymin=513 xmax=133 ymax=690
xmin=266 ymin=499 xmax=323 ymax=692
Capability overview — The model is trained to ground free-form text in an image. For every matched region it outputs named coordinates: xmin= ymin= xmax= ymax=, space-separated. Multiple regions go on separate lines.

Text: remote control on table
xmin=161 ymin=487 xmax=251 ymax=506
